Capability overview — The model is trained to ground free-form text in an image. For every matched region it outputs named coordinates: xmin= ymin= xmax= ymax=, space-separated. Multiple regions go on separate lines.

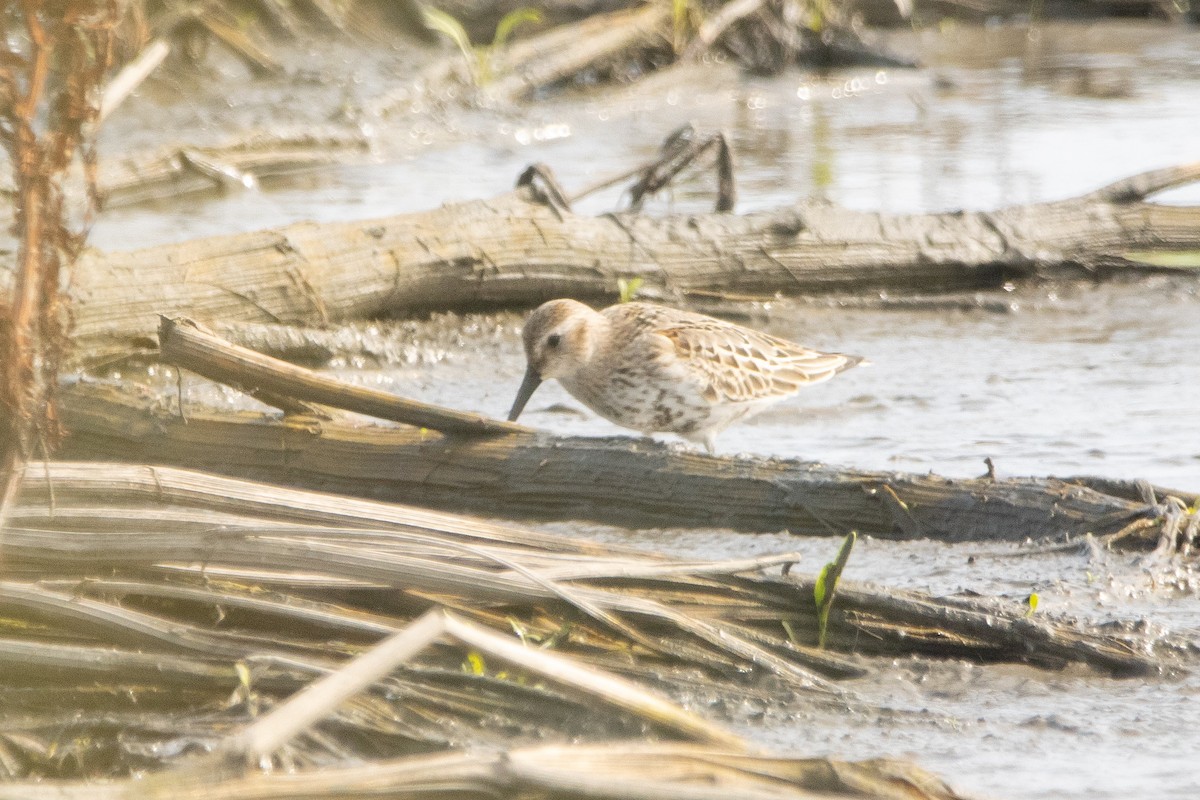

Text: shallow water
xmin=92 ymin=22 xmax=1200 ymax=243
xmin=313 ymin=276 xmax=1200 ymax=490
xmin=543 ymin=521 xmax=1200 ymax=800
xmin=91 ymin=23 xmax=1200 ymax=488
xmin=87 ymin=20 xmax=1200 ymax=800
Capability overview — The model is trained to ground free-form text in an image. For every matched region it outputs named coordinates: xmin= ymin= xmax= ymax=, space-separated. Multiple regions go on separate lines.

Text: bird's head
xmin=507 ymin=299 xmax=600 ymax=421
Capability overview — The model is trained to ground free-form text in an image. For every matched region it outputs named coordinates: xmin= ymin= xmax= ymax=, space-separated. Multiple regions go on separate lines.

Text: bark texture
xmin=70 ymin=163 xmax=1200 ymax=353
xmin=58 ymin=382 xmax=1171 ymax=544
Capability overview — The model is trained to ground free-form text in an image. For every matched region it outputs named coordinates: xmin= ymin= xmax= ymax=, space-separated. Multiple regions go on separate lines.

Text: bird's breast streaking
xmin=508 ymin=299 xmax=864 ymax=453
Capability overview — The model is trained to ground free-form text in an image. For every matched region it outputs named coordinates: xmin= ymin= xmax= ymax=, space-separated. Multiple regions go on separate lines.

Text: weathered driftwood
xmin=0 ymin=742 xmax=969 ymax=800
xmin=484 ymin=3 xmax=669 ymax=102
xmin=0 ymin=458 xmax=1167 ymax=787
xmin=97 ymin=129 xmax=370 ymax=207
xmin=368 ymin=3 xmax=669 ymax=117
xmin=12 ymin=462 xmax=1165 ymax=675
xmin=70 ymin=162 xmax=1200 ymax=351
xmin=57 ymin=381 xmax=1180 ymax=549
xmin=4 ymin=127 xmax=353 ymax=232
xmin=411 ymin=0 xmax=912 ymax=109
xmin=158 ymin=315 xmax=528 ymax=436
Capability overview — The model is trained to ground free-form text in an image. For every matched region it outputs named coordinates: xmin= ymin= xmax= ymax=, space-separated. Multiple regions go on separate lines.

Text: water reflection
xmin=84 ymin=22 xmax=1200 ymax=492
xmin=92 ymin=23 xmax=1200 ymax=251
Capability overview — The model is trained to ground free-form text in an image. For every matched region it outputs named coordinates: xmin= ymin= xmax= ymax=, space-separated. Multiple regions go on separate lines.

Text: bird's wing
xmin=655 ymin=319 xmax=862 ymax=404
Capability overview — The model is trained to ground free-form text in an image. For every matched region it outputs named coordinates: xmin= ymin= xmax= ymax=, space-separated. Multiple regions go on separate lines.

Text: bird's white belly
xmin=560 ymin=373 xmax=759 ymax=438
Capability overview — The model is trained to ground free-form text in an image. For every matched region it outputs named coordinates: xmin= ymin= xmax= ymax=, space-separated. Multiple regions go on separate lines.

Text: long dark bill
xmin=507 ymin=366 xmax=543 ymax=421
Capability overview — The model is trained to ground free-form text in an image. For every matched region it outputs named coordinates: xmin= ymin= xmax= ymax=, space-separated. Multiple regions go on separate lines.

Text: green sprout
xmin=814 ymin=530 xmax=856 ymax=648
xmin=462 ymin=649 xmax=487 ymax=675
xmin=671 ymin=0 xmax=695 ymax=54
xmin=1025 ymin=593 xmax=1039 ymax=617
xmin=617 ymin=277 xmax=644 ymax=303
xmin=423 ymin=7 xmax=543 ymax=87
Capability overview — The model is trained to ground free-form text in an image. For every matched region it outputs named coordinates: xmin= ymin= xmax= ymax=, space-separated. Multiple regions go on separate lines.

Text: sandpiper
xmin=507 ymin=299 xmax=865 ymax=453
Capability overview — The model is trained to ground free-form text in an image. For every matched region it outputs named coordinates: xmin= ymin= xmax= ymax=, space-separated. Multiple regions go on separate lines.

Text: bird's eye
xmin=547 ymin=333 xmax=561 ymax=348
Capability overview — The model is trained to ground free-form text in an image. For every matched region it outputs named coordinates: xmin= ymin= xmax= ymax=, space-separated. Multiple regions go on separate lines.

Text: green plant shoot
xmin=617 ymin=277 xmax=644 ymax=303
xmin=235 ymin=660 xmax=253 ymax=695
xmin=462 ymin=650 xmax=487 ymax=675
xmin=493 ymin=8 xmax=543 ymax=50
xmin=814 ymin=530 xmax=856 ymax=648
xmin=1025 ymin=593 xmax=1039 ymax=617
xmin=422 ymin=8 xmax=474 ymax=66
xmin=672 ymin=0 xmax=689 ymax=54
xmin=480 ymin=8 xmax=543 ymax=84
xmin=422 ymin=7 xmax=542 ymax=87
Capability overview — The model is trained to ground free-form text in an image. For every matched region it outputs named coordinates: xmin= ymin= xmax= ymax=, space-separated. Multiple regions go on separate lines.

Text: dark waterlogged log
xmin=58 ymin=381 xmax=1174 ymax=546
xmin=70 ymin=163 xmax=1200 ymax=352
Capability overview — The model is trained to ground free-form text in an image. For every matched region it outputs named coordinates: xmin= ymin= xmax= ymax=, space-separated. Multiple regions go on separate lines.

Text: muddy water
xmin=89 ymin=21 xmax=1200 ymax=800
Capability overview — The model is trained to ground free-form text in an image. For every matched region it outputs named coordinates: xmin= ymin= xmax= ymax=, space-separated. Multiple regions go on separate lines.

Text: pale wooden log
xmin=158 ymin=316 xmax=528 ymax=436
xmin=0 ymin=743 xmax=969 ymax=800
xmin=57 ymin=382 xmax=1168 ymax=545
xmin=98 ymin=130 xmax=370 ymax=207
xmin=486 ymin=4 xmax=669 ymax=102
xmin=70 ymin=163 xmax=1200 ymax=352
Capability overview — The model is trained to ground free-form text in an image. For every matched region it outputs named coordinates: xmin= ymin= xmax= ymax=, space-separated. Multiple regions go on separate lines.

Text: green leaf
xmin=492 ymin=8 xmax=543 ymax=50
xmin=813 ymin=563 xmax=830 ymax=608
xmin=462 ymin=650 xmax=487 ymax=675
xmin=422 ymin=7 xmax=472 ymax=53
xmin=813 ymin=531 xmax=856 ymax=649
xmin=421 ymin=7 xmax=478 ymax=84
xmin=235 ymin=660 xmax=253 ymax=693
xmin=672 ymin=0 xmax=689 ymax=53
xmin=1025 ymin=592 xmax=1039 ymax=617
xmin=617 ymin=277 xmax=644 ymax=303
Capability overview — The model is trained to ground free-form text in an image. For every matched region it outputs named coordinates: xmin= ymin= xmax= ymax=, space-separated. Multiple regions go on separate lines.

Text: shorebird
xmin=507 ymin=299 xmax=865 ymax=453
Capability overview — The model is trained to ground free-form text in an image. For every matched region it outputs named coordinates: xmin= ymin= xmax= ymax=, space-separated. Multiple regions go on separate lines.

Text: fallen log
xmin=10 ymin=462 xmax=1166 ymax=678
xmin=0 ymin=459 xmax=1171 ymax=787
xmin=0 ymin=741 xmax=969 ymax=800
xmin=69 ymin=162 xmax=1200 ymax=353
xmin=157 ymin=316 xmax=528 ymax=436
xmin=57 ymin=381 xmax=1182 ymax=549
xmin=99 ymin=129 xmax=371 ymax=207
xmin=408 ymin=0 xmax=912 ymax=108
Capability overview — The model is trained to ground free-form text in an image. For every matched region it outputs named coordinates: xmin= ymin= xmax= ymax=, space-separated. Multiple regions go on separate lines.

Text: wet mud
xmin=70 ymin=18 xmax=1200 ymax=800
